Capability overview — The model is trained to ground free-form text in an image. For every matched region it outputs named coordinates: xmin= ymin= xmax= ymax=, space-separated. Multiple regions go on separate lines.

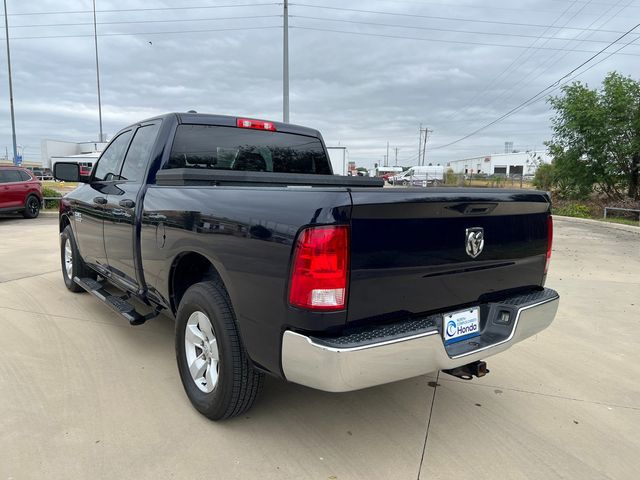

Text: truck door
xmin=103 ymin=122 xmax=161 ymax=287
xmin=74 ymin=130 xmax=133 ymax=268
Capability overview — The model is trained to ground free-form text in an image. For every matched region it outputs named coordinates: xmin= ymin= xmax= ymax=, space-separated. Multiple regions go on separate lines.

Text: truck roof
xmin=132 ymin=112 xmax=322 ymax=138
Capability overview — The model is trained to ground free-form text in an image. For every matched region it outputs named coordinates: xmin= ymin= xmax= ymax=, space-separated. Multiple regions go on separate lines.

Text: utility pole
xmin=394 ymin=147 xmax=399 ymax=166
xmin=282 ymin=0 xmax=289 ymax=123
xmin=92 ymin=0 xmax=104 ymax=142
xmin=3 ymin=0 xmax=18 ymax=164
xmin=386 ymin=141 xmax=389 ymax=167
xmin=417 ymin=124 xmax=422 ymax=166
xmin=418 ymin=126 xmax=433 ymax=166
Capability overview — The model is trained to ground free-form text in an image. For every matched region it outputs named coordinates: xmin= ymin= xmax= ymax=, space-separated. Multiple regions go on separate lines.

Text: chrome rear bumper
xmin=281 ymin=289 xmax=559 ymax=392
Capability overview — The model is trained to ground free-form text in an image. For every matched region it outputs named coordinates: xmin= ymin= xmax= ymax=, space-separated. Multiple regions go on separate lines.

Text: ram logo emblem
xmin=465 ymin=227 xmax=484 ymax=258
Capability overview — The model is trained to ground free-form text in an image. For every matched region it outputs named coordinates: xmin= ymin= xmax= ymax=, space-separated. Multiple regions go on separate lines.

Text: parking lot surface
xmin=1 ymin=214 xmax=639 ymax=479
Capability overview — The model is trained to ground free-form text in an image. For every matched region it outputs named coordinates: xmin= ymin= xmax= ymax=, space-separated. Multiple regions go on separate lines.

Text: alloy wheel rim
xmin=64 ymin=239 xmax=73 ymax=279
xmin=184 ymin=311 xmax=219 ymax=393
xmin=29 ymin=198 xmax=39 ymax=215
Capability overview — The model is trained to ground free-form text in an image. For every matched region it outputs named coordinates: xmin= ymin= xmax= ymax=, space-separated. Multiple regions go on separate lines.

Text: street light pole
xmin=283 ymin=0 xmax=289 ymax=123
xmin=3 ymin=0 xmax=18 ymax=164
xmin=92 ymin=0 xmax=104 ymax=142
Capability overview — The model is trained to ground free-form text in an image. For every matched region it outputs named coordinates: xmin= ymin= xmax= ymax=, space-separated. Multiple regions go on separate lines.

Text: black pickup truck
xmin=54 ymin=112 xmax=559 ymax=420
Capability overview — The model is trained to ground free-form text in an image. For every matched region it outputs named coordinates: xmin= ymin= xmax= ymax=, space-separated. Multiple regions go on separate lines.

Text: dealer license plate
xmin=443 ymin=307 xmax=480 ymax=345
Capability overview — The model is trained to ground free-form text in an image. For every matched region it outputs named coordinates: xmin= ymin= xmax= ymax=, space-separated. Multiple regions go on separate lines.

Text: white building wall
xmin=446 ymin=151 xmax=551 ymax=175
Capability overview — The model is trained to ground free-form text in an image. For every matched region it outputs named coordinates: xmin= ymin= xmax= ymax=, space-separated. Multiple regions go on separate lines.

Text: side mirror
xmin=53 ymin=162 xmax=90 ymax=183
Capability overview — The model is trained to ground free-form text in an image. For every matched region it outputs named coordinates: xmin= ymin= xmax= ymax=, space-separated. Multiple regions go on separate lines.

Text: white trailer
xmin=327 ymin=147 xmax=347 ymax=175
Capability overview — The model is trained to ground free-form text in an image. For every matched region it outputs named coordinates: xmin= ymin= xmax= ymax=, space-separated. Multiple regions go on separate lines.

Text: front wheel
xmin=60 ymin=225 xmax=94 ymax=292
xmin=175 ymin=281 xmax=264 ymax=420
xmin=22 ymin=195 xmax=40 ymax=219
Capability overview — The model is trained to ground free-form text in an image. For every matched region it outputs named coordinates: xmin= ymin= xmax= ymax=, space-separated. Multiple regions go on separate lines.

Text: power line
xmin=2 ymin=3 xmax=279 ymax=16
xmin=8 ymin=15 xmax=282 ymax=29
xmin=2 ymin=25 xmax=282 ymax=41
xmin=289 ymin=25 xmax=640 ymax=56
xmin=519 ymin=28 xmax=640 ymax=107
xmin=290 ymin=3 xmax=636 ymax=34
xmin=8 ymin=13 xmax=635 ymax=48
xmin=437 ymin=0 xmax=634 ymax=127
xmin=358 ymin=0 xmax=640 ymax=12
xmin=289 ymin=14 xmax=633 ymax=44
xmin=437 ymin=0 xmax=587 ymax=125
xmin=431 ymin=22 xmax=640 ymax=150
xmin=476 ymin=0 xmax=633 ymax=122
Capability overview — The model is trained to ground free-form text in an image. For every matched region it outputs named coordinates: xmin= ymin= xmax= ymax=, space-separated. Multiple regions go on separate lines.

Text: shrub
xmin=42 ymin=186 xmax=62 ymax=209
xmin=554 ymin=203 xmax=590 ymax=218
xmin=445 ymin=168 xmax=457 ymax=185
xmin=532 ymin=163 xmax=555 ymax=191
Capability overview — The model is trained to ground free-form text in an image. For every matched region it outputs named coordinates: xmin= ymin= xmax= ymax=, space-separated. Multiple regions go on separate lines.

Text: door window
xmin=94 ymin=130 xmax=132 ymax=181
xmin=18 ymin=170 xmax=32 ymax=181
xmin=120 ymin=123 xmax=161 ymax=182
xmin=2 ymin=170 xmax=22 ymax=183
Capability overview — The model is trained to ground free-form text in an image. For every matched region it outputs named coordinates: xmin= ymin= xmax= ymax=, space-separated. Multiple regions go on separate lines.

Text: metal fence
xmin=604 ymin=207 xmax=640 ymax=225
xmin=386 ymin=173 xmax=535 ymax=189
xmin=42 ymin=196 xmax=62 ymax=209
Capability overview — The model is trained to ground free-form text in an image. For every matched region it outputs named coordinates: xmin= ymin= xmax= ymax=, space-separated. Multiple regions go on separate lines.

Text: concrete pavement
xmin=0 ymin=215 xmax=638 ymax=479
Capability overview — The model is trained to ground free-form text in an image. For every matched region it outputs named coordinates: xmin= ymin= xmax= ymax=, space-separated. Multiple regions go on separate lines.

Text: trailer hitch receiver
xmin=442 ymin=360 xmax=489 ymax=380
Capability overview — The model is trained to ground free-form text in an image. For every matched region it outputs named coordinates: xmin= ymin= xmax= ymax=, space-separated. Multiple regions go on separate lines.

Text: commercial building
xmin=41 ymin=139 xmax=107 ymax=169
xmin=446 ymin=151 xmax=551 ymax=176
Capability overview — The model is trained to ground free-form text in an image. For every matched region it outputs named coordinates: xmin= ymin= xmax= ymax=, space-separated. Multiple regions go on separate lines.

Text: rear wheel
xmin=60 ymin=225 xmax=94 ymax=292
xmin=22 ymin=195 xmax=40 ymax=219
xmin=175 ymin=281 xmax=264 ymax=420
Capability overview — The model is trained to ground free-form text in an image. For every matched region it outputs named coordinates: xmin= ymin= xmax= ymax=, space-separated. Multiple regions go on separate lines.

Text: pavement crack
xmin=417 ymin=370 xmax=440 ymax=480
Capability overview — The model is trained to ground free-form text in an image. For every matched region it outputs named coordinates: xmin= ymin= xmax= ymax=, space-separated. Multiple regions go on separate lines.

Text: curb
xmin=41 ymin=210 xmax=59 ymax=218
xmin=554 ymin=215 xmax=640 ymax=235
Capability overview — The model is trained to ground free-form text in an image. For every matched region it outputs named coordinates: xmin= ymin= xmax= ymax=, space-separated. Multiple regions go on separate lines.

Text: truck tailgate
xmin=347 ymin=189 xmax=551 ymax=325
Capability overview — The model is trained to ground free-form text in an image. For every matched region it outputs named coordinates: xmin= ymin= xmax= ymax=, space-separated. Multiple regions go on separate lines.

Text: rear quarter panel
xmin=140 ymin=185 xmax=352 ymax=375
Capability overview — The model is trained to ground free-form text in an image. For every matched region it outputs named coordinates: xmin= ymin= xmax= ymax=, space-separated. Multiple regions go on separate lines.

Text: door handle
xmin=93 ymin=196 xmax=107 ymax=205
xmin=119 ymin=199 xmax=135 ymax=208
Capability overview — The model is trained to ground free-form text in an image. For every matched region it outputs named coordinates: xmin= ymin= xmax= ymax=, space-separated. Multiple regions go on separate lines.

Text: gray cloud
xmin=1 ymin=0 xmax=639 ymax=167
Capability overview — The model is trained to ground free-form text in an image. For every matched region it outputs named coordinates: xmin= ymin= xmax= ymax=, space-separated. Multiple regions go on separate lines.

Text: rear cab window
xmin=165 ymin=125 xmax=332 ymax=175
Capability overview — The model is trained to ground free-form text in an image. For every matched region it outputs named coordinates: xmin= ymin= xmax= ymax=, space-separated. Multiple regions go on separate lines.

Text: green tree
xmin=546 ymin=72 xmax=640 ymax=200
xmin=532 ymin=163 xmax=555 ymax=191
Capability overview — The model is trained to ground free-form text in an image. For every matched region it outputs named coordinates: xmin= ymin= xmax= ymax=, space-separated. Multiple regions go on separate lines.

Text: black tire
xmin=22 ymin=195 xmax=40 ymax=219
xmin=175 ymin=281 xmax=264 ymax=420
xmin=60 ymin=225 xmax=94 ymax=292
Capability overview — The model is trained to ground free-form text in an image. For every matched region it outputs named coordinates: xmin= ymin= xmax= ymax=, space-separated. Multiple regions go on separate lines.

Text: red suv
xmin=0 ymin=166 xmax=43 ymax=218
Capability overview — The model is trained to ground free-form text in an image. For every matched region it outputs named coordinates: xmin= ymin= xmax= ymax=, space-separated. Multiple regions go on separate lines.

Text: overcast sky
xmin=1 ymin=0 xmax=639 ymax=167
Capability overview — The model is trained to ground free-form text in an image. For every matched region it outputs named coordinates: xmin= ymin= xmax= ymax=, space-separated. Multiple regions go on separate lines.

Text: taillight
xmin=236 ymin=117 xmax=276 ymax=131
xmin=289 ymin=225 xmax=349 ymax=311
xmin=545 ymin=215 xmax=553 ymax=274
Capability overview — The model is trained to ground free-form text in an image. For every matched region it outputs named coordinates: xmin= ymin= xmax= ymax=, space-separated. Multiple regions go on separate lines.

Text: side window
xmin=94 ymin=130 xmax=132 ymax=181
xmin=19 ymin=170 xmax=32 ymax=181
xmin=120 ymin=123 xmax=161 ymax=182
xmin=3 ymin=170 xmax=22 ymax=183
xmin=0 ymin=170 xmax=6 ymax=183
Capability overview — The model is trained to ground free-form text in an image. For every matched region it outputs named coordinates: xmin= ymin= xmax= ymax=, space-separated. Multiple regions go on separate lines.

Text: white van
xmin=391 ymin=165 xmax=444 ymax=185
